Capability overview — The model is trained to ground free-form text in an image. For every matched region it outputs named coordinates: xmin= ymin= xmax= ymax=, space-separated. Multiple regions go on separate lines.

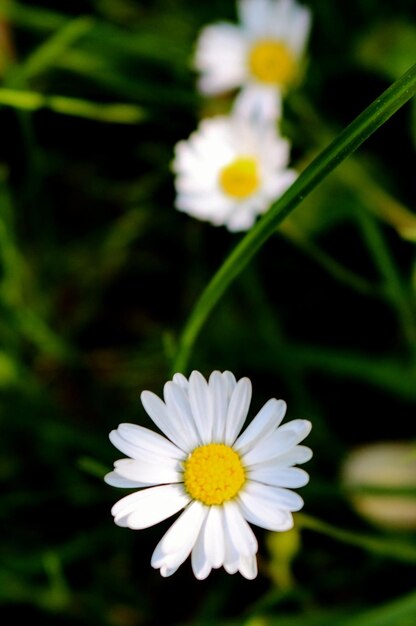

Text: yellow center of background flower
xmin=183 ymin=443 xmax=246 ymax=506
xmin=248 ymin=39 xmax=296 ymax=85
xmin=219 ymin=157 xmax=259 ymax=199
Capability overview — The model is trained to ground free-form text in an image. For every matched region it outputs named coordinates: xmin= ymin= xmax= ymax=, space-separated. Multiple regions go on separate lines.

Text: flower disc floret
xmin=184 ymin=443 xmax=246 ymax=505
xmin=248 ymin=39 xmax=296 ymax=85
xmin=219 ymin=157 xmax=260 ymax=199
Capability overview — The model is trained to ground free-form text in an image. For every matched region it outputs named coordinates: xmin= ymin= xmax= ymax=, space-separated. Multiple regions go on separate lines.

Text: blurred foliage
xmin=0 ymin=0 xmax=415 ymax=625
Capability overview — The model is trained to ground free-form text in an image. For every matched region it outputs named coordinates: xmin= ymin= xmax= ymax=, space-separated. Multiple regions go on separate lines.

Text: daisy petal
xmin=286 ymin=4 xmax=312 ymax=55
xmin=104 ymin=471 xmax=145 ymax=489
xmin=222 ymin=370 xmax=237 ymax=397
xmin=223 ymin=500 xmax=258 ymax=558
xmin=243 ymin=419 xmax=312 ymax=466
xmin=140 ymin=390 xmax=193 ymax=452
xmin=234 ymin=398 xmax=287 ymax=455
xmin=113 ymin=458 xmax=181 ymax=485
xmin=151 ymin=501 xmax=207 ymax=570
xmin=238 ymin=0 xmax=272 ymax=35
xmin=163 ymin=381 xmax=200 ymax=450
xmin=109 ymin=426 xmax=185 ymax=464
xmin=203 ymin=506 xmax=226 ymax=569
xmin=239 ymin=555 xmax=258 ymax=580
xmin=225 ymin=377 xmax=252 ymax=444
xmin=209 ymin=370 xmax=229 ymax=442
xmin=238 ymin=482 xmax=296 ymax=531
xmin=188 ymin=370 xmax=213 ymax=444
xmin=242 ymin=428 xmax=298 ymax=465
xmin=276 ymin=445 xmax=313 ymax=466
xmin=233 ymin=83 xmax=282 ymax=122
xmin=172 ymin=373 xmax=189 ymax=389
xmin=192 ymin=517 xmax=213 ymax=580
xmin=112 ymin=484 xmax=190 ymax=529
xmin=249 ymin=465 xmax=310 ymax=488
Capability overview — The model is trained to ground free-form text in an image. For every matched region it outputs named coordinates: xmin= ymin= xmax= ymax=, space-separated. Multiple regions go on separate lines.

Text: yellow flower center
xmin=219 ymin=157 xmax=260 ymax=199
xmin=248 ymin=39 xmax=296 ymax=85
xmin=183 ymin=443 xmax=246 ymax=506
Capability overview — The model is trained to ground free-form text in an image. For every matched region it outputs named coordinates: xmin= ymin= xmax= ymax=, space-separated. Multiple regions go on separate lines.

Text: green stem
xmin=356 ymin=209 xmax=416 ymax=348
xmin=279 ymin=228 xmax=383 ymax=297
xmin=0 ymin=87 xmax=145 ymax=123
xmin=172 ymin=63 xmax=416 ymax=374
xmin=296 ymin=513 xmax=416 ymax=563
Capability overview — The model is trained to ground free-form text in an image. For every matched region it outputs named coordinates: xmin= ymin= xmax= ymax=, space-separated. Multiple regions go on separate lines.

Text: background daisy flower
xmin=172 ymin=114 xmax=297 ymax=231
xmin=195 ymin=0 xmax=312 ymax=121
xmin=105 ymin=370 xmax=312 ymax=580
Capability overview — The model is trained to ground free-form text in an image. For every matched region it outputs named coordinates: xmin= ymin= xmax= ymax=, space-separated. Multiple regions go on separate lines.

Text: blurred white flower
xmin=172 ymin=114 xmax=297 ymax=231
xmin=342 ymin=441 xmax=416 ymax=530
xmin=195 ymin=0 xmax=311 ymax=121
xmin=105 ymin=370 xmax=312 ymax=579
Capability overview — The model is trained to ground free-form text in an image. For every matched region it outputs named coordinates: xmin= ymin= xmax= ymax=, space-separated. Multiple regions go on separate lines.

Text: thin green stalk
xmin=356 ymin=209 xmax=416 ymax=347
xmin=342 ymin=590 xmax=416 ymax=626
xmin=172 ymin=63 xmax=416 ymax=374
xmin=0 ymin=87 xmax=145 ymax=123
xmin=284 ymin=343 xmax=416 ymax=399
xmin=280 ymin=228 xmax=383 ymax=297
xmin=296 ymin=513 xmax=416 ymax=563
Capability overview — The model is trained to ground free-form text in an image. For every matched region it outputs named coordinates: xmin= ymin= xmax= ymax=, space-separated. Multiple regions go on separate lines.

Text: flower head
xmin=172 ymin=114 xmax=297 ymax=231
xmin=105 ymin=370 xmax=312 ymax=579
xmin=195 ymin=0 xmax=311 ymax=121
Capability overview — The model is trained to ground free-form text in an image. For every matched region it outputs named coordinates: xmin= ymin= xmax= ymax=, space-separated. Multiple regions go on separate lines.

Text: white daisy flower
xmin=105 ymin=370 xmax=312 ymax=580
xmin=195 ymin=0 xmax=312 ymax=121
xmin=172 ymin=114 xmax=297 ymax=231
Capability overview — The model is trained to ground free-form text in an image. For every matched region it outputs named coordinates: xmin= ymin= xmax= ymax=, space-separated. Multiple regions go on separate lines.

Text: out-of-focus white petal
xmin=195 ymin=23 xmax=248 ymax=94
xmin=285 ymin=3 xmax=312 ymax=55
xmin=233 ymin=83 xmax=282 ymax=122
xmin=238 ymin=0 xmax=274 ymax=35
